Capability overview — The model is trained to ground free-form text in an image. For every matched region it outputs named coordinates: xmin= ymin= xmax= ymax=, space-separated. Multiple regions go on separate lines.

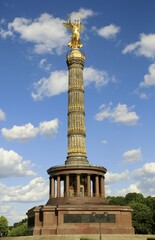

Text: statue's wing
xmin=63 ymin=22 xmax=72 ymax=30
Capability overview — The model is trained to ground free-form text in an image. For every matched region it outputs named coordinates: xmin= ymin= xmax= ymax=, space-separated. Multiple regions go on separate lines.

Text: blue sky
xmin=0 ymin=0 xmax=155 ymax=225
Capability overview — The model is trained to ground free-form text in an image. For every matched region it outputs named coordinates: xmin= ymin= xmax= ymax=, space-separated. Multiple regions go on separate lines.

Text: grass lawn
xmin=1 ymin=234 xmax=155 ymax=240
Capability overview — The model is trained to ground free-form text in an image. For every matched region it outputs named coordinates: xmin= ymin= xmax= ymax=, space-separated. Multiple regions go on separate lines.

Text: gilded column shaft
xmin=65 ymin=49 xmax=88 ymax=165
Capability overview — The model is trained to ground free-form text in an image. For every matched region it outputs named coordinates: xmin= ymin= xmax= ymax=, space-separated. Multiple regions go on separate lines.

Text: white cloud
xmin=6 ymin=209 xmax=27 ymax=226
xmin=1 ymin=19 xmax=6 ymax=24
xmin=105 ymin=170 xmax=129 ymax=184
xmin=39 ymin=119 xmax=59 ymax=136
xmin=94 ymin=24 xmax=121 ymax=39
xmin=32 ymin=70 xmax=68 ymax=100
xmin=0 ymin=19 xmax=13 ymax=38
xmin=139 ymin=176 xmax=155 ymax=196
xmin=131 ymin=162 xmax=155 ymax=196
xmin=0 ymin=198 xmax=27 ymax=225
xmin=39 ymin=58 xmax=52 ymax=71
xmin=140 ymin=63 xmax=155 ymax=87
xmin=1 ymin=177 xmax=48 ymax=202
xmin=122 ymin=33 xmax=155 ymax=58
xmin=0 ymin=204 xmax=11 ymax=214
xmin=70 ymin=8 xmax=95 ymax=21
xmin=95 ymin=103 xmax=139 ymax=125
xmin=138 ymin=92 xmax=149 ymax=100
xmin=1 ymin=9 xmax=95 ymax=54
xmin=0 ymin=178 xmax=48 ymax=225
xmin=132 ymin=162 xmax=155 ymax=177
xmin=32 ymin=67 xmax=110 ymax=100
xmin=105 ymin=162 xmax=155 ymax=197
xmin=0 ymin=109 xmax=6 ymax=121
xmin=123 ymin=148 xmax=142 ymax=163
xmin=117 ymin=183 xmax=141 ymax=196
xmin=0 ymin=148 xmax=36 ymax=177
xmin=1 ymin=118 xmax=59 ymax=141
xmin=84 ymin=67 xmax=109 ymax=87
xmin=122 ymin=42 xmax=139 ymax=55
xmin=2 ymin=13 xmax=68 ymax=54
xmin=1 ymin=123 xmax=39 ymax=141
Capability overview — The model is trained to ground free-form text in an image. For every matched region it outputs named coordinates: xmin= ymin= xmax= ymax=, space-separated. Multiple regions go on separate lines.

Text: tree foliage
xmin=9 ymin=219 xmax=28 ymax=236
xmin=107 ymin=196 xmax=126 ymax=205
xmin=129 ymin=201 xmax=153 ymax=234
xmin=107 ymin=192 xmax=155 ymax=234
xmin=0 ymin=216 xmax=9 ymax=237
xmin=125 ymin=192 xmax=144 ymax=204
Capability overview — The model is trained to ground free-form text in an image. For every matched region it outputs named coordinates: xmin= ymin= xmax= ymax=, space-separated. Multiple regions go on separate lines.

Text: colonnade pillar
xmin=57 ymin=175 xmax=60 ymax=198
xmin=100 ymin=176 xmax=105 ymax=198
xmin=95 ymin=175 xmax=99 ymax=197
xmin=51 ymin=177 xmax=55 ymax=198
xmin=49 ymin=173 xmax=105 ymax=199
xmin=87 ymin=174 xmax=91 ymax=197
xmin=66 ymin=174 xmax=69 ymax=197
xmin=77 ymin=174 xmax=80 ymax=197
xmin=49 ymin=177 xmax=51 ymax=197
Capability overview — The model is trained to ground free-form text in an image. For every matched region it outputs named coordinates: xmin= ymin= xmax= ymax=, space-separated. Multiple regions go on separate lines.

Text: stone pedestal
xmin=27 ymin=164 xmax=134 ymax=235
xmin=27 ymin=203 xmax=134 ymax=235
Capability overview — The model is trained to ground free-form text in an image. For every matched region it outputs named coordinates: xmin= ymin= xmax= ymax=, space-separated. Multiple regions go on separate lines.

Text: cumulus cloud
xmin=32 ymin=67 xmax=110 ymax=100
xmin=39 ymin=119 xmax=59 ymax=136
xmin=70 ymin=8 xmax=95 ymax=21
xmin=1 ymin=118 xmax=59 ymax=141
xmin=0 ymin=13 xmax=67 ymax=54
xmin=132 ymin=162 xmax=155 ymax=177
xmin=94 ymin=24 xmax=121 ymax=39
xmin=1 ymin=177 xmax=48 ymax=202
xmin=0 ymin=109 xmax=6 ymax=121
xmin=0 ymin=178 xmax=48 ymax=225
xmin=2 ymin=123 xmax=39 ymax=141
xmin=106 ymin=160 xmax=155 ymax=196
xmin=105 ymin=162 xmax=155 ymax=196
xmin=39 ymin=58 xmax=52 ymax=71
xmin=32 ymin=70 xmax=68 ymax=100
xmin=117 ymin=184 xmax=141 ymax=196
xmin=131 ymin=162 xmax=155 ymax=196
xmin=0 ymin=177 xmax=48 ymax=202
xmin=0 ymin=204 xmax=11 ymax=214
xmin=105 ymin=170 xmax=129 ymax=184
xmin=84 ymin=67 xmax=109 ymax=87
xmin=0 ymin=148 xmax=36 ymax=177
xmin=139 ymin=63 xmax=155 ymax=88
xmin=123 ymin=148 xmax=142 ymax=163
xmin=0 ymin=9 xmax=95 ymax=54
xmin=2 ymin=206 xmax=27 ymax=226
xmin=0 ymin=19 xmax=13 ymax=38
xmin=95 ymin=103 xmax=139 ymax=125
xmin=122 ymin=33 xmax=155 ymax=58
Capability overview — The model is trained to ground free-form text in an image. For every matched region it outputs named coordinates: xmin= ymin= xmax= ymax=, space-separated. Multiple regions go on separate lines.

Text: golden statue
xmin=63 ymin=15 xmax=84 ymax=49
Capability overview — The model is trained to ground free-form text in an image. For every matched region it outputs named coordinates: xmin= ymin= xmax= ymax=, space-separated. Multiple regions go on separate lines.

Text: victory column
xmin=27 ymin=16 xmax=134 ymax=236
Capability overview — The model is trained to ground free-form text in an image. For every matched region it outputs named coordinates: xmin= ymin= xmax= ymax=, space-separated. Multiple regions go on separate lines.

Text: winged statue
xmin=63 ymin=15 xmax=84 ymax=49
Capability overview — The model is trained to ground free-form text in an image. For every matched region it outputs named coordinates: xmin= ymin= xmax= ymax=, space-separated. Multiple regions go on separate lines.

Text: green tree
xmin=145 ymin=196 xmax=155 ymax=233
xmin=129 ymin=201 xmax=153 ymax=234
xmin=13 ymin=218 xmax=27 ymax=228
xmin=9 ymin=222 xmax=28 ymax=236
xmin=125 ymin=192 xmax=144 ymax=204
xmin=107 ymin=196 xmax=126 ymax=206
xmin=0 ymin=216 xmax=9 ymax=237
xmin=107 ymin=193 xmax=155 ymax=234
